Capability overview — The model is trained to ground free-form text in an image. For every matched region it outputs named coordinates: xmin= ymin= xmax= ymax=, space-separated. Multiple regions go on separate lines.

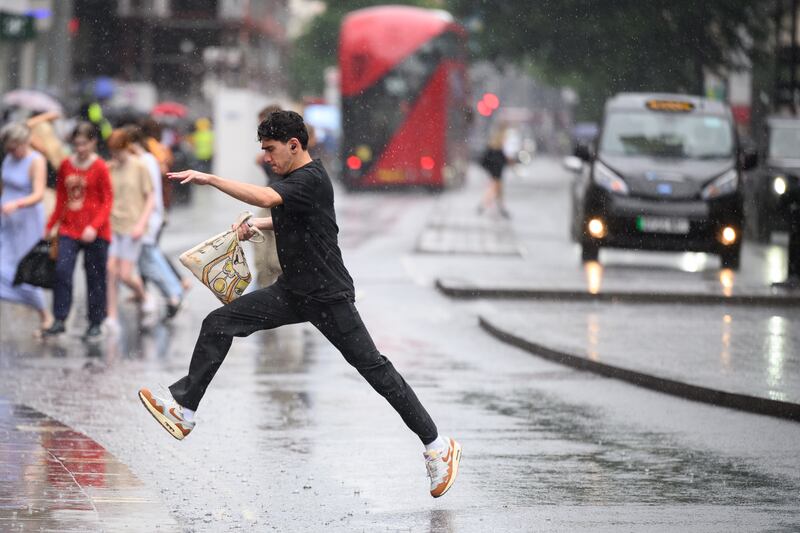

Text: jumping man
xmin=138 ymin=111 xmax=461 ymax=498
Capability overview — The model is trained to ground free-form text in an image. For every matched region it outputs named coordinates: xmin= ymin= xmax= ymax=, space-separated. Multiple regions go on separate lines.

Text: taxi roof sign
xmin=646 ymin=99 xmax=695 ymax=112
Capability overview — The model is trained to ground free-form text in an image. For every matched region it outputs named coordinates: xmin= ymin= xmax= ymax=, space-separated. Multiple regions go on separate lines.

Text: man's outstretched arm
xmin=167 ymin=169 xmax=283 ymax=208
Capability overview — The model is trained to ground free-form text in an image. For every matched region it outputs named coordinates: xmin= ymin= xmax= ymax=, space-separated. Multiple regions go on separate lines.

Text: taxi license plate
xmin=636 ymin=216 xmax=690 ymax=234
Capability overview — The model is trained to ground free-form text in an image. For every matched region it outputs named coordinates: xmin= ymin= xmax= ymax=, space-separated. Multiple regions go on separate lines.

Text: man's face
xmin=261 ymin=139 xmax=293 ymax=176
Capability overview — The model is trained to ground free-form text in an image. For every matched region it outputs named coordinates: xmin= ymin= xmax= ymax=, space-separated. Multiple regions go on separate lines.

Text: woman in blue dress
xmin=0 ymin=122 xmax=52 ymax=330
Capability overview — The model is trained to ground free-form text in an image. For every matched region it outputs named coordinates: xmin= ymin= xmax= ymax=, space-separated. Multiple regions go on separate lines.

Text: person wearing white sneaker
xmin=140 ymin=111 xmax=461 ymax=497
xmin=138 ymin=388 xmax=195 ymax=440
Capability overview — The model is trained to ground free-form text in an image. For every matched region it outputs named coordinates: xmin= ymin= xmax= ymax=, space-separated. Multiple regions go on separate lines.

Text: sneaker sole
xmin=138 ymin=390 xmax=186 ymax=441
xmin=434 ymin=439 xmax=462 ymax=498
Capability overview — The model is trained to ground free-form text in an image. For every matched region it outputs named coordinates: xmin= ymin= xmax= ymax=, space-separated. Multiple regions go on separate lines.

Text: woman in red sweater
xmin=42 ymin=123 xmax=113 ymax=339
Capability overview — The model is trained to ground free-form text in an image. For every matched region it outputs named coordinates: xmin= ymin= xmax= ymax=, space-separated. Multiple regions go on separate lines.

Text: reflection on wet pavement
xmin=489 ymin=301 xmax=800 ymax=403
xmin=461 ymin=389 xmax=800 ymax=506
xmin=583 ymin=261 xmax=603 ymax=294
xmin=0 ymin=398 xmax=177 ymax=532
xmin=2 ymin=160 xmax=800 ymax=531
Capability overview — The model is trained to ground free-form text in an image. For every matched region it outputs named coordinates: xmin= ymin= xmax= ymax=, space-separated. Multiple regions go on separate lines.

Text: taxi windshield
xmin=768 ymin=125 xmax=800 ymax=159
xmin=600 ymin=111 xmax=734 ymax=159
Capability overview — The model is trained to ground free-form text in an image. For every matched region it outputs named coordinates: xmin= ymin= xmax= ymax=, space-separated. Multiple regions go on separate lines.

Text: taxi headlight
xmin=773 ymin=175 xmax=787 ymax=196
xmin=593 ymin=161 xmax=629 ymax=195
xmin=701 ymin=169 xmax=738 ymax=200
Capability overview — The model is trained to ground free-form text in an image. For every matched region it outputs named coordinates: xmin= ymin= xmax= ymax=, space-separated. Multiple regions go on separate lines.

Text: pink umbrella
xmin=2 ymin=89 xmax=63 ymax=114
xmin=151 ymin=101 xmax=188 ymax=118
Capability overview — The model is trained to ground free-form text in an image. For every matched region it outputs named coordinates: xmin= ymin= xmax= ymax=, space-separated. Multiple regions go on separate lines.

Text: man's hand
xmin=80 ymin=226 xmax=97 ymax=243
xmin=233 ymin=221 xmax=256 ymax=241
xmin=167 ymin=169 xmax=214 ymax=185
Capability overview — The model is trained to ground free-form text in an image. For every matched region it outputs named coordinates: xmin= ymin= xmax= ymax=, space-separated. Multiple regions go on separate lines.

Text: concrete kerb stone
xmin=478 ymin=316 xmax=800 ymax=422
xmin=436 ymin=279 xmax=800 ymax=307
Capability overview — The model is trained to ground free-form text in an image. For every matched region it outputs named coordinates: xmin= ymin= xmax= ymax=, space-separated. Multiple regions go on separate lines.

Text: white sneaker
xmin=138 ymin=387 xmax=195 ymax=440
xmin=424 ymin=436 xmax=462 ymax=498
xmin=141 ymin=295 xmax=157 ymax=315
xmin=140 ymin=296 xmax=160 ymax=329
xmin=104 ymin=317 xmax=121 ymax=335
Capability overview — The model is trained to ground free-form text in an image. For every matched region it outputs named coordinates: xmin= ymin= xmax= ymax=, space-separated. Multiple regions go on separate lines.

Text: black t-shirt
xmin=269 ymin=159 xmax=354 ymax=302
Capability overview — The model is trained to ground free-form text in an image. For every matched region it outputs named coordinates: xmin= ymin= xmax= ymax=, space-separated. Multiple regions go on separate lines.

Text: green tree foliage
xmin=291 ymin=1 xmax=773 ymax=118
xmin=289 ymin=0 xmax=441 ymax=97
xmin=450 ymin=0 xmax=772 ymax=118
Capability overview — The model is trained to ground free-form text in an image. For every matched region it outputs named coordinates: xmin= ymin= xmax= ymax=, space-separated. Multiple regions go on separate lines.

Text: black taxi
xmin=570 ymin=93 xmax=755 ymax=270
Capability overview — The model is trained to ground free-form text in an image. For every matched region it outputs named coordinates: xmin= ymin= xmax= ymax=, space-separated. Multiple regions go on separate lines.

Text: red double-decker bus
xmin=339 ymin=6 xmax=469 ymax=190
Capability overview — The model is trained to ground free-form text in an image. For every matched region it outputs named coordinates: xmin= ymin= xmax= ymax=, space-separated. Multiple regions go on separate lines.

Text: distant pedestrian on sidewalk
xmin=138 ymin=110 xmax=461 ymax=498
xmin=0 ymin=122 xmax=53 ymax=331
xmin=105 ymin=129 xmax=156 ymax=330
xmin=478 ymin=128 xmax=512 ymax=218
xmin=26 ymin=110 xmax=69 ymax=220
xmin=189 ymin=117 xmax=214 ymax=174
xmin=126 ymin=125 xmax=184 ymax=318
xmin=43 ymin=123 xmax=113 ymax=339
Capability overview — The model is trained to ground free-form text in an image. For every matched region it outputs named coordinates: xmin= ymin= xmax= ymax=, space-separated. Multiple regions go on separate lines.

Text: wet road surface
xmin=481 ymin=301 xmax=800 ymax=404
xmin=1 ymin=158 xmax=799 ymax=531
xmin=0 ymin=397 xmax=178 ymax=532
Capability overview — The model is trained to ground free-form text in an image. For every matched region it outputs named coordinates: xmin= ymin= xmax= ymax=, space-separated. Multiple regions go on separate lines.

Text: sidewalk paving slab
xmin=0 ymin=397 xmax=179 ymax=532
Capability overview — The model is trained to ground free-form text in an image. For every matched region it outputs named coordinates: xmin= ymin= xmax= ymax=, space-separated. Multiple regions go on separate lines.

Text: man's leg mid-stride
xmin=138 ymin=286 xmax=461 ymax=497
xmin=139 ymin=284 xmax=302 ymax=439
xmin=307 ymin=299 xmax=461 ymax=498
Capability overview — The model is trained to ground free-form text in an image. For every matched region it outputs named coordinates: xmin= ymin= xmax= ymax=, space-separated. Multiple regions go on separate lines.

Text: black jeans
xmin=169 ymin=283 xmax=438 ymax=444
xmin=53 ymin=236 xmax=109 ymax=325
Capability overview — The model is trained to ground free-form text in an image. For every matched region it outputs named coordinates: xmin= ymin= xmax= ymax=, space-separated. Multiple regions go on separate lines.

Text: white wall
xmin=212 ymin=87 xmax=289 ymax=185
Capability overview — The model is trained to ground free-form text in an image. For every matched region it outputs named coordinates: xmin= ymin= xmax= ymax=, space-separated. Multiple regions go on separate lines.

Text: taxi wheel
xmin=581 ymin=241 xmax=599 ymax=262
xmin=720 ymin=249 xmax=741 ymax=270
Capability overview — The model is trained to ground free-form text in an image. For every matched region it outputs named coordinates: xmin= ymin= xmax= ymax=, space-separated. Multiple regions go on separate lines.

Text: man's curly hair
xmin=257 ymin=110 xmax=309 ymax=150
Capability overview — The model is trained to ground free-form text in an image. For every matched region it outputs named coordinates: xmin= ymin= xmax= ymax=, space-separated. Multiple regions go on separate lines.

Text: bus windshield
xmin=769 ymin=125 xmax=800 ymax=159
xmin=600 ymin=112 xmax=734 ymax=159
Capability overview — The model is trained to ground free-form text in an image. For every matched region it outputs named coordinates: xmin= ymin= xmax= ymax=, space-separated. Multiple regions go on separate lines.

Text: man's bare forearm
xmin=208 ymin=174 xmax=282 ymax=208
xmin=251 ymin=217 xmax=273 ymax=231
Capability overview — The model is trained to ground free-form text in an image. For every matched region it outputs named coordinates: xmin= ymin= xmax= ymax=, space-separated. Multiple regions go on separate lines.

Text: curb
xmin=437 ymin=279 xmax=800 ymax=307
xmin=478 ymin=316 xmax=800 ymax=422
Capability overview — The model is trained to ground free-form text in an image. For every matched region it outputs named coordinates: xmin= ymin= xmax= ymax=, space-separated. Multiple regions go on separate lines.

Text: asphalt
xmin=424 ymin=158 xmax=800 ymax=420
xmin=0 ymin=155 xmax=800 ymax=531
